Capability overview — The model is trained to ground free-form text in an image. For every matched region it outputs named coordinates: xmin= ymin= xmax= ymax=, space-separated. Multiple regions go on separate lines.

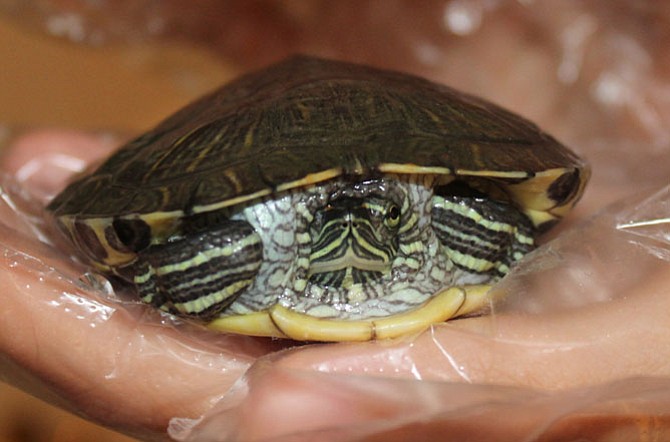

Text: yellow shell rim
xmin=207 ymin=284 xmax=492 ymax=341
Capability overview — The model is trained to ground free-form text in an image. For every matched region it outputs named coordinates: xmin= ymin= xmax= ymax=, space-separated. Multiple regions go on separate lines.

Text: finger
xmin=2 ymin=130 xmax=117 ymax=200
xmin=182 ymin=363 xmax=670 ymax=441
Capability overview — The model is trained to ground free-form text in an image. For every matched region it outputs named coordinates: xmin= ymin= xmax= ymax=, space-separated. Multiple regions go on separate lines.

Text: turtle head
xmin=308 ymin=195 xmax=401 ymax=288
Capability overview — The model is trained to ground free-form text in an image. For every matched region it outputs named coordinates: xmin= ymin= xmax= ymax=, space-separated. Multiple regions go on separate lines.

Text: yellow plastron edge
xmin=207 ymin=284 xmax=492 ymax=342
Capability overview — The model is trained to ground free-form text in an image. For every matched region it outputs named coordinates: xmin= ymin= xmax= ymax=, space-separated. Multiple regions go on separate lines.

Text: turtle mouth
xmin=307 ymin=195 xmax=400 ymax=288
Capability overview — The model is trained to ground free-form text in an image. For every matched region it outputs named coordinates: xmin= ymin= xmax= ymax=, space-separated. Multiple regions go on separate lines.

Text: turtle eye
xmin=385 ymin=204 xmax=401 ymax=228
xmin=112 ymin=218 xmax=151 ymax=252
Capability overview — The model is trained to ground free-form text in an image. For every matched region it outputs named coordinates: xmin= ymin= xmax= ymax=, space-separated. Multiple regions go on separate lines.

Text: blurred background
xmin=1 ymin=1 xmax=668 ymax=440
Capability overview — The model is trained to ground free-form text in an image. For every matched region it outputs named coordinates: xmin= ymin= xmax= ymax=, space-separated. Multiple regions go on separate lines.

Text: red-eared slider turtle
xmin=48 ymin=56 xmax=589 ymax=341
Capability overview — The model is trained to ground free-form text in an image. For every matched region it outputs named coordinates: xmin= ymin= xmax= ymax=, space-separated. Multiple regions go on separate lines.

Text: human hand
xmin=3 ymin=123 xmax=670 ymax=442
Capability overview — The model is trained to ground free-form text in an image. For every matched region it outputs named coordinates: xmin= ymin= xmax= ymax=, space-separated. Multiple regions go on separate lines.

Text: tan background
xmin=0 ymin=13 xmax=234 ymax=131
xmin=0 ymin=14 xmax=234 ymax=442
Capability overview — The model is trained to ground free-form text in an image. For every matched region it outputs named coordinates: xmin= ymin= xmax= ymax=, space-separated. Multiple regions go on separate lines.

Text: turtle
xmin=47 ymin=56 xmax=589 ymax=342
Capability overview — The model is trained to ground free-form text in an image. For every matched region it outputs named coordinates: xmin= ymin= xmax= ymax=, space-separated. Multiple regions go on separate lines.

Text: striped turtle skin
xmin=48 ymin=56 xmax=589 ymax=341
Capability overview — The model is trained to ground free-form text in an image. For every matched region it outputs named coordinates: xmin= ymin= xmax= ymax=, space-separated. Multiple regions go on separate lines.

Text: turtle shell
xmin=49 ymin=56 xmax=588 ymax=230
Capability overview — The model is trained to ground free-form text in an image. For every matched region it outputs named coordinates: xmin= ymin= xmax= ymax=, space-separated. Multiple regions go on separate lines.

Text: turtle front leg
xmin=128 ymin=220 xmax=263 ymax=320
xmin=431 ymin=193 xmax=535 ymax=278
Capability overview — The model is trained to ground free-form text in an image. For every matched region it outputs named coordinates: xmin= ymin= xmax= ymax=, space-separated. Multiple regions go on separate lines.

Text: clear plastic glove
xmin=2 ymin=2 xmax=670 ymax=441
